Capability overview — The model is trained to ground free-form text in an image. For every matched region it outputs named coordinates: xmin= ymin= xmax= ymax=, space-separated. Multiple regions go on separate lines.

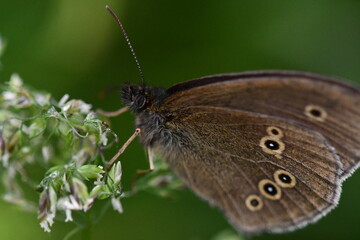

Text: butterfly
xmin=117 ymin=70 xmax=360 ymax=234
xmin=103 ymin=6 xmax=360 ymax=235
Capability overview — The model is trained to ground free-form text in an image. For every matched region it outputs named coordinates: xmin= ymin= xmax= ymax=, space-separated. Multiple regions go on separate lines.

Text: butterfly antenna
xmin=106 ymin=5 xmax=145 ymax=84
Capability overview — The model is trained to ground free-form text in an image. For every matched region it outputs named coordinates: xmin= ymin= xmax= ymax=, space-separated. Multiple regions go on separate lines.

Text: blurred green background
xmin=0 ymin=0 xmax=359 ymax=239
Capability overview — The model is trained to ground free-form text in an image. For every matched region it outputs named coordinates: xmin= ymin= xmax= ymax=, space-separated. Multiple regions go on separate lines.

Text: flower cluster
xmin=0 ymin=74 xmax=123 ymax=232
xmin=0 ymin=73 xmax=184 ymax=233
xmin=0 ymin=41 xmax=184 ymax=234
xmin=38 ymin=162 xmax=123 ymax=232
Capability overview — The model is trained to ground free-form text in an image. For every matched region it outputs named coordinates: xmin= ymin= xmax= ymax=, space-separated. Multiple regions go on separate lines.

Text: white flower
xmin=57 ymin=195 xmax=82 ymax=211
xmin=58 ymin=94 xmax=69 ymax=107
xmin=100 ymin=131 xmax=108 ymax=146
xmin=111 ymin=197 xmax=123 ymax=214
xmin=21 ymin=147 xmax=30 ymax=153
xmin=94 ymin=179 xmax=104 ymax=186
xmin=62 ymin=99 xmax=92 ymax=114
xmin=49 ymin=187 xmax=57 ymax=212
xmin=42 ymin=146 xmax=52 ymax=162
xmin=39 ymin=187 xmax=57 ymax=232
xmin=2 ymin=91 xmax=16 ymax=100
xmin=40 ymin=218 xmax=53 ymax=232
xmin=78 ymin=102 xmax=92 ymax=114
xmin=68 ymin=195 xmax=82 ymax=210
xmin=46 ymin=106 xmax=59 ymax=117
xmin=49 ymin=170 xmax=59 ymax=179
xmin=9 ymin=73 xmax=23 ymax=88
xmin=84 ymin=198 xmax=95 ymax=211
xmin=64 ymin=209 xmax=73 ymax=222
xmin=85 ymin=112 xmax=97 ymax=120
xmin=62 ymin=174 xmax=70 ymax=192
xmin=40 ymin=209 xmax=55 ymax=232
xmin=2 ymin=90 xmax=29 ymax=107
xmin=35 ymin=93 xmax=49 ymax=106
xmin=114 ymin=162 xmax=122 ymax=185
xmin=96 ymin=172 xmax=104 ymax=182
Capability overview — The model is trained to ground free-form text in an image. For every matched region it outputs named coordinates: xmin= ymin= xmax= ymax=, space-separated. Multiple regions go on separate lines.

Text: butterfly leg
xmin=135 ymin=147 xmax=155 ymax=174
xmin=105 ymin=128 xmax=141 ymax=172
xmin=147 ymin=147 xmax=155 ymax=170
xmin=97 ymin=106 xmax=129 ymax=117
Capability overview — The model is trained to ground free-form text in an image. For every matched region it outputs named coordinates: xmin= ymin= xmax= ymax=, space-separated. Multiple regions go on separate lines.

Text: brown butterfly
xmin=104 ymin=6 xmax=360 ymax=235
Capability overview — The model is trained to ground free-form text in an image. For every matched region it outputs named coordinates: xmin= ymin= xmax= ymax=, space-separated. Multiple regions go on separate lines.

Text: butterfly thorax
xmin=121 ymin=84 xmax=175 ymax=147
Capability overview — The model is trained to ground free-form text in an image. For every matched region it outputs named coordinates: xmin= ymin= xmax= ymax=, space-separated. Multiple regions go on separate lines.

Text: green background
xmin=0 ymin=0 xmax=359 ymax=239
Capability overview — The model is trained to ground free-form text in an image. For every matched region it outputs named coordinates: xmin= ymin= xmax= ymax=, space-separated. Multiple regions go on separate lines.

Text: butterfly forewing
xmin=163 ymin=71 xmax=360 ymax=180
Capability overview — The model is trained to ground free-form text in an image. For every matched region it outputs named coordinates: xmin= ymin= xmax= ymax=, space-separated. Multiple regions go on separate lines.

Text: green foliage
xmin=134 ymin=157 xmax=184 ymax=198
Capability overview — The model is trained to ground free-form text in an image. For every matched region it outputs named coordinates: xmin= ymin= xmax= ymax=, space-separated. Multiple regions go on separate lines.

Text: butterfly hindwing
xmin=152 ymin=106 xmax=342 ymax=234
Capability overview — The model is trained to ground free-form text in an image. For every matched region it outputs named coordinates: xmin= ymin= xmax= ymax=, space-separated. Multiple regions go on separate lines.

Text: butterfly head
xmin=121 ymin=84 xmax=166 ymax=113
xmin=121 ymin=84 xmax=148 ymax=113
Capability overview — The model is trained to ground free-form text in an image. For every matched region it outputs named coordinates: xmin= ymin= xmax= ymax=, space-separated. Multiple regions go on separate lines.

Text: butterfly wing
xmin=163 ymin=71 xmax=360 ymax=180
xmin=152 ymin=106 xmax=342 ymax=234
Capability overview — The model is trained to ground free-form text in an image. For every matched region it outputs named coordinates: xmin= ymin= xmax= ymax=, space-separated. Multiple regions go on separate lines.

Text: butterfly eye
xmin=274 ymin=169 xmax=296 ymax=188
xmin=134 ymin=94 xmax=147 ymax=109
xmin=258 ymin=179 xmax=282 ymax=200
xmin=245 ymin=195 xmax=263 ymax=211
xmin=259 ymin=136 xmax=285 ymax=159
xmin=304 ymin=104 xmax=328 ymax=122
xmin=266 ymin=126 xmax=283 ymax=138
